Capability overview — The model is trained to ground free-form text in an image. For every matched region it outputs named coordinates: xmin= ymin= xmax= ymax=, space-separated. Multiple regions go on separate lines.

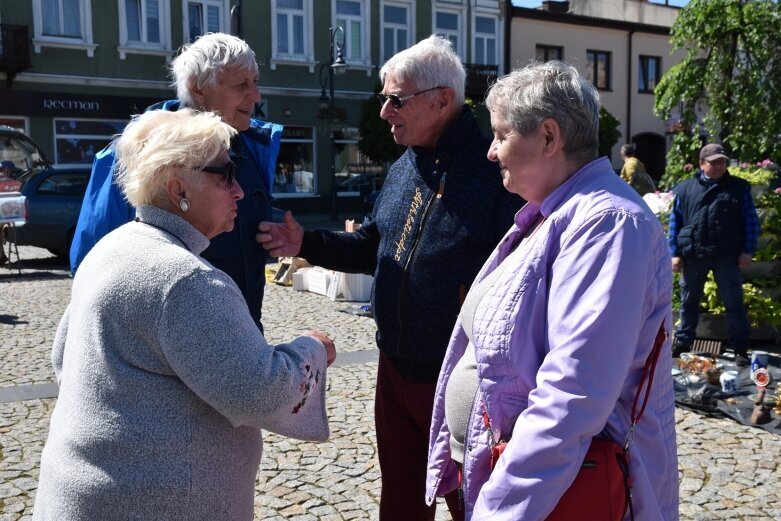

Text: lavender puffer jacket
xmin=426 ymin=158 xmax=679 ymax=520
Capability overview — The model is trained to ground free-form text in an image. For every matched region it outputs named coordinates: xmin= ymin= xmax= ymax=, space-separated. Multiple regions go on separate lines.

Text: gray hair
xmin=115 ymin=109 xmax=236 ymax=207
xmin=379 ymin=35 xmax=465 ymax=105
xmin=486 ymin=61 xmax=600 ymax=162
xmin=621 ymin=144 xmax=636 ymax=157
xmin=170 ymin=33 xmax=258 ymax=108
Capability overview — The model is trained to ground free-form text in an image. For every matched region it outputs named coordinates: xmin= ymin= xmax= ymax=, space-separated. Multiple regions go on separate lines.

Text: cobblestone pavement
xmin=1 ymin=246 xmax=780 ymax=520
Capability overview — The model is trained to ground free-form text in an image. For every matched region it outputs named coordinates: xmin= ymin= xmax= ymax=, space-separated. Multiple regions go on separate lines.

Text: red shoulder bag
xmin=485 ymin=324 xmax=667 ymax=521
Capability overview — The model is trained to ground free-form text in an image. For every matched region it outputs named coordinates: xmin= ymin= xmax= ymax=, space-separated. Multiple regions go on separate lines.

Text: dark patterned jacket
xmin=300 ymin=106 xmax=523 ymax=382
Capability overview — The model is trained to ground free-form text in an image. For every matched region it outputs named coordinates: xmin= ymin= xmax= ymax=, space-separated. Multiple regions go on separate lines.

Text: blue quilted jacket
xmin=69 ymin=100 xmax=283 ymax=328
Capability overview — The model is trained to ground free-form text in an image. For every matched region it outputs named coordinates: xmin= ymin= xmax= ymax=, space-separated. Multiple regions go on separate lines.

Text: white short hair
xmin=170 ymin=33 xmax=258 ymax=108
xmin=486 ymin=61 xmax=600 ymax=163
xmin=379 ymin=35 xmax=465 ymax=105
xmin=115 ymin=109 xmax=236 ymax=207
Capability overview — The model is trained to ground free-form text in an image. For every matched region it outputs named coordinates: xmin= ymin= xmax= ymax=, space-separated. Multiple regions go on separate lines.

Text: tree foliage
xmin=358 ymin=82 xmax=405 ymax=164
xmin=654 ymin=0 xmax=781 ymax=189
xmin=598 ymin=106 xmax=622 ymax=158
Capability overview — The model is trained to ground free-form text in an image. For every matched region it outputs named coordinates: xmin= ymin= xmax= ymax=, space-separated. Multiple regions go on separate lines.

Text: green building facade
xmin=0 ymin=0 xmax=505 ymax=215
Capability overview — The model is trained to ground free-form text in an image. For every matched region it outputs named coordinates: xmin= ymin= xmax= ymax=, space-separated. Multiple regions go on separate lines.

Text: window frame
xmin=272 ymin=126 xmax=318 ymax=198
xmin=117 ymin=0 xmax=174 ymax=61
xmin=535 ymin=44 xmax=563 ymax=62
xmin=182 ymin=0 xmax=229 ymax=44
xmin=586 ymin=49 xmax=612 ymax=91
xmin=52 ymin=118 xmax=128 ymax=165
xmin=433 ymin=3 xmax=465 ymax=61
xmin=270 ymin=0 xmax=316 ymax=71
xmin=638 ymin=55 xmax=661 ymax=94
xmin=380 ymin=0 xmax=414 ymax=65
xmin=472 ymin=12 xmax=499 ymax=66
xmin=333 ymin=0 xmax=372 ymax=70
xmin=32 ymin=0 xmax=97 ymax=57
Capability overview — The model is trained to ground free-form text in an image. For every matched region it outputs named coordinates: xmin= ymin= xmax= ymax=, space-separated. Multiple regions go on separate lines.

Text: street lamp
xmin=318 ymin=26 xmax=348 ymax=221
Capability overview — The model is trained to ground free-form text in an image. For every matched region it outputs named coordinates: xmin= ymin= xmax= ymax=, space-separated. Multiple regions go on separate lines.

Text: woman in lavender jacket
xmin=426 ymin=61 xmax=678 ymax=520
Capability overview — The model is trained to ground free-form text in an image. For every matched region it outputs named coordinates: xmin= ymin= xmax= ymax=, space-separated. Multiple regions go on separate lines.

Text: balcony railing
xmin=464 ymin=63 xmax=498 ymax=101
xmin=0 ymin=24 xmax=32 ymax=86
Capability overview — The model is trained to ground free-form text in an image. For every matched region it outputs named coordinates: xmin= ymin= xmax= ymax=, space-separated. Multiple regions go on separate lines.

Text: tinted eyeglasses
xmin=199 ymin=161 xmax=237 ymax=188
xmin=376 ymin=86 xmax=445 ymax=110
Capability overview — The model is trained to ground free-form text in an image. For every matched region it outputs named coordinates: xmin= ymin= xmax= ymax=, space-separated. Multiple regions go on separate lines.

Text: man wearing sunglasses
xmin=70 ymin=33 xmax=282 ymax=331
xmin=258 ymin=35 xmax=523 ymax=520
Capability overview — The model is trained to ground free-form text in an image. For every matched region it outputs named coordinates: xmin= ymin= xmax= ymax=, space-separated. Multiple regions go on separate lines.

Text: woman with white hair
xmin=426 ymin=61 xmax=678 ymax=519
xmin=71 ymin=33 xmax=281 ymax=334
xmin=33 ymin=109 xmax=335 ymax=521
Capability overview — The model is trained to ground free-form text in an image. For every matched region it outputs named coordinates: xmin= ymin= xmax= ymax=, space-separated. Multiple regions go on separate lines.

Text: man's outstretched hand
xmin=257 ymin=210 xmax=304 ymax=258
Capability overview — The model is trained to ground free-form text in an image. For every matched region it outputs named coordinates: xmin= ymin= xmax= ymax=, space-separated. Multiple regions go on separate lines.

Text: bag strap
xmin=624 ymin=323 xmax=668 ymax=451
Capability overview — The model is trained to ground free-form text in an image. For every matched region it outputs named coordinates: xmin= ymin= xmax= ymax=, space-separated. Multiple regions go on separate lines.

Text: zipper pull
xmin=437 ymin=170 xmax=447 ymax=198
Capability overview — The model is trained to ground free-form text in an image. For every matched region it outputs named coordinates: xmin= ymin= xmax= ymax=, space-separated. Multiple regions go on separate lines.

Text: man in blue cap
xmin=668 ymin=143 xmax=760 ymax=365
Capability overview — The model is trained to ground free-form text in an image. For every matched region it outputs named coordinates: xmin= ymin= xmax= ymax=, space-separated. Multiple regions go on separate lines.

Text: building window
xmin=117 ymin=0 xmax=173 ymax=59
xmin=586 ymin=50 xmax=611 ymax=90
xmin=333 ymin=128 xmax=381 ymax=197
xmin=275 ymin=0 xmax=306 ymax=57
xmin=473 ymin=15 xmax=497 ymax=66
xmin=41 ymin=0 xmax=82 ymax=37
xmin=639 ymin=55 xmax=661 ymax=93
xmin=382 ymin=2 xmax=411 ymax=64
xmin=185 ymin=0 xmax=227 ymax=43
xmin=53 ymin=119 xmax=127 ymax=165
xmin=270 ymin=0 xmax=314 ymax=70
xmin=274 ymin=127 xmax=316 ymax=196
xmin=435 ymin=10 xmax=462 ymax=59
xmin=336 ymin=0 xmax=369 ymax=64
xmin=535 ymin=44 xmax=563 ymax=62
xmin=123 ymin=0 xmax=162 ymax=45
xmin=32 ymin=0 xmax=96 ymax=56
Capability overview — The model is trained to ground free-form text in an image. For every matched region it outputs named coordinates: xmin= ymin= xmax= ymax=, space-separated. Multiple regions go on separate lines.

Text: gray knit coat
xmin=33 ymin=205 xmax=329 ymax=521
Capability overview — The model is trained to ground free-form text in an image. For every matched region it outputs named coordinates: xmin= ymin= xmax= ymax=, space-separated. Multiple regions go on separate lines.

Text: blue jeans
xmin=676 ymin=254 xmax=750 ymax=352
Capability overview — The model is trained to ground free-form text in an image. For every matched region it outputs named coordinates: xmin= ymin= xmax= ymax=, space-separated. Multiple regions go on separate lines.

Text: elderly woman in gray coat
xmin=33 ymin=109 xmax=336 ymax=521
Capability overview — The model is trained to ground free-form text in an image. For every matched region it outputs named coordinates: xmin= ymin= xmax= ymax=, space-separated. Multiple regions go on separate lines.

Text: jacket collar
xmin=538 ymin=157 xmax=612 ymax=218
xmin=411 ymin=105 xmax=482 ymax=156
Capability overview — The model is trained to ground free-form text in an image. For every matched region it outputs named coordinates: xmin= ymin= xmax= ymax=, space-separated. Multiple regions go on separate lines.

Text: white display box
xmin=291 ymin=268 xmax=311 ymax=291
xmin=341 ymin=273 xmax=373 ymax=302
xmin=307 ymin=267 xmax=332 ymax=296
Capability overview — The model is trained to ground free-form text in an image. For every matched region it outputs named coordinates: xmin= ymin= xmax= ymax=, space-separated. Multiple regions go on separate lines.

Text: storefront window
xmin=53 ymin=119 xmax=127 ymax=164
xmin=274 ymin=126 xmax=315 ymax=196
xmin=0 ymin=117 xmax=29 ymax=134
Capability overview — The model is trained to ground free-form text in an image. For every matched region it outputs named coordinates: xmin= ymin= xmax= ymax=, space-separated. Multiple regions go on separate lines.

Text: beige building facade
xmin=509 ymin=0 xmax=686 ymax=179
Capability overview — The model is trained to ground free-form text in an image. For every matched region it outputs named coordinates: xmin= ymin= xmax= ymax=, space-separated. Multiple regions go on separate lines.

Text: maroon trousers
xmin=375 ymin=352 xmax=463 ymax=521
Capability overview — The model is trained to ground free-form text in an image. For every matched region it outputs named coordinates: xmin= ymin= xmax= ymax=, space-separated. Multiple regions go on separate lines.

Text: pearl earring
xmin=179 ymin=198 xmax=190 ymax=212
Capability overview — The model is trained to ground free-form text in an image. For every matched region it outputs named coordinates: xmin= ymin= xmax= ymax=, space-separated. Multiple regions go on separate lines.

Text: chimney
xmin=541 ymin=1 xmax=570 ymax=13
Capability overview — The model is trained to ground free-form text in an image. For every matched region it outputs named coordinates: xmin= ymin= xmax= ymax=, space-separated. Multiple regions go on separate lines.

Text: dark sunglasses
xmin=376 ymin=86 xmax=445 ymax=109
xmin=199 ymin=161 xmax=237 ymax=187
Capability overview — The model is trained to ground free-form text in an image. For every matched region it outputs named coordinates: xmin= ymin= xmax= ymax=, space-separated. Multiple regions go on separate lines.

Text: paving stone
xmin=1 ymin=247 xmax=780 ymax=519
